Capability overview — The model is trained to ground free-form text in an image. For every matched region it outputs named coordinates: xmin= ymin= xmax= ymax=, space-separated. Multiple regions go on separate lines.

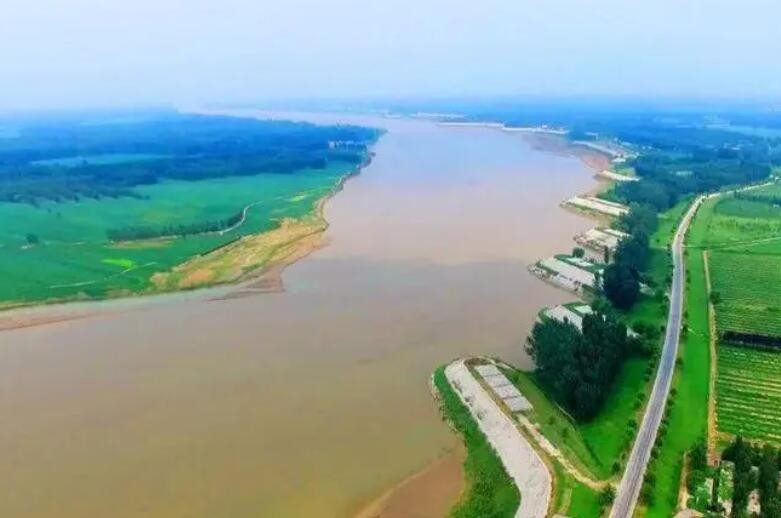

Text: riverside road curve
xmin=609 ymin=195 xmax=704 ymax=518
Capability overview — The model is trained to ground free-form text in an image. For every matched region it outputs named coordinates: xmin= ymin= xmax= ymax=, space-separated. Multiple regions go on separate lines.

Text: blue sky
xmin=1 ymin=0 xmax=780 ymax=109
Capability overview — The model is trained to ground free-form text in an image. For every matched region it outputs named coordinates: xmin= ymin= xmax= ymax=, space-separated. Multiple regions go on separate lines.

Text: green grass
xmin=551 ymin=461 xmax=602 ymax=517
xmin=696 ymin=185 xmax=781 ymax=249
xmin=502 ymin=367 xmax=607 ymax=479
xmin=433 ymin=366 xmax=520 ymax=518
xmin=580 ymin=358 xmax=651 ymax=470
xmin=717 ymin=345 xmax=781 ymax=443
xmin=0 ymin=162 xmax=353 ymax=304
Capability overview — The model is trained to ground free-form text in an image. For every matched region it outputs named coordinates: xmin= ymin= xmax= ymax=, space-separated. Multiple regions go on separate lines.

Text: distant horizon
xmin=2 ymin=94 xmax=781 ymax=120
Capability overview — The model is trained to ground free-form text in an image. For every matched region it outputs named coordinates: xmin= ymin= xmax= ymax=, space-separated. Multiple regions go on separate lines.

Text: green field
xmin=709 ymin=251 xmax=781 ymax=338
xmin=0 ymin=163 xmax=352 ymax=304
xmin=0 ymin=111 xmax=379 ymax=306
xmin=717 ymin=345 xmax=781 ymax=443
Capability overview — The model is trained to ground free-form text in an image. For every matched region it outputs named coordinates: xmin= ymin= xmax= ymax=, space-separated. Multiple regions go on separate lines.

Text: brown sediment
xmin=353 ymin=447 xmax=465 ymax=518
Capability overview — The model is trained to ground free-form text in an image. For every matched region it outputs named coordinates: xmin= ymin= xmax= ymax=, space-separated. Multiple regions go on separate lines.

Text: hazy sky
xmin=1 ymin=0 xmax=780 ymax=109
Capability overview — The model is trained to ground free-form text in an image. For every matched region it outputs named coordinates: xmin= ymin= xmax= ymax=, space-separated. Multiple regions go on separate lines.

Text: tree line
xmin=107 ymin=209 xmax=244 ymax=241
xmin=0 ymin=113 xmax=380 ymax=204
xmin=526 ymin=302 xmax=642 ymax=420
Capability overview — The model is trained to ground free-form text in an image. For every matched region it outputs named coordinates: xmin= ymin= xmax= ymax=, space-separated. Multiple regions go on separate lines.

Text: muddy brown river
xmin=0 ymin=113 xmax=599 ymax=517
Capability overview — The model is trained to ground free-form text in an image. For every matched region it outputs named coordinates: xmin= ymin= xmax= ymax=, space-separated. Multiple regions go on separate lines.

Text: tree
xmin=615 ymin=231 xmax=650 ymax=273
xmin=572 ymin=246 xmax=585 ymax=258
xmin=710 ymin=291 xmax=721 ymax=305
xmin=599 ymin=485 xmax=616 ymax=506
xmin=526 ymin=305 xmax=631 ymax=420
xmin=690 ymin=439 xmax=708 ymax=471
xmin=603 ymin=262 xmax=640 ymax=309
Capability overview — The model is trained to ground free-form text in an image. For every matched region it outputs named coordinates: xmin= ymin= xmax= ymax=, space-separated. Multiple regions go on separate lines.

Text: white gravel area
xmin=494 ymin=384 xmax=523 ymax=400
xmin=598 ymin=170 xmax=639 ymax=182
xmin=572 ymin=304 xmax=593 ymax=315
xmin=504 ymin=396 xmax=533 ymax=412
xmin=483 ymin=373 xmax=513 ymax=388
xmin=539 ymin=257 xmax=597 ymax=288
xmin=475 ymin=364 xmax=502 ymax=377
xmin=565 ymin=196 xmax=629 ymax=217
xmin=445 ymin=360 xmax=551 ymax=518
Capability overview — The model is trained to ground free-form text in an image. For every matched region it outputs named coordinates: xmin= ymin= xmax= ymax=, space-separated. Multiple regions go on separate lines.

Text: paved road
xmin=609 ymin=196 xmax=704 ymax=518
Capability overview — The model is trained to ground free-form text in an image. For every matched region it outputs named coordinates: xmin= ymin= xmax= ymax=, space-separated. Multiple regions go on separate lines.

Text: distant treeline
xmin=0 ymin=113 xmax=380 ymax=204
xmin=107 ymin=209 xmax=244 ymax=241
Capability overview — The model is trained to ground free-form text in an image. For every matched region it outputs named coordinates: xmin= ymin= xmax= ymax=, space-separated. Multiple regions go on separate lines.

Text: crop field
xmin=699 ymin=197 xmax=781 ymax=248
xmin=717 ymin=345 xmax=781 ymax=443
xmin=709 ymin=251 xmax=781 ymax=338
xmin=0 ymin=163 xmax=351 ymax=304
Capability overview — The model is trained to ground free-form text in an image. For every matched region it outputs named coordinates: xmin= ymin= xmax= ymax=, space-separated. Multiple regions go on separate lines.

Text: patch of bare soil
xmin=354 ymin=448 xmax=465 ymax=518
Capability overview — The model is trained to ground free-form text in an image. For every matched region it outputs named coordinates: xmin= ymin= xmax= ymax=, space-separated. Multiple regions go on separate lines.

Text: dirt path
xmin=217 ymin=200 xmax=262 ymax=235
xmin=702 ymin=250 xmax=719 ymax=465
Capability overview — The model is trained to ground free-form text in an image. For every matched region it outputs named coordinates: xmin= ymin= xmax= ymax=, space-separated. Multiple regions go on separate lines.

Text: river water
xmin=0 ymin=113 xmax=598 ymax=517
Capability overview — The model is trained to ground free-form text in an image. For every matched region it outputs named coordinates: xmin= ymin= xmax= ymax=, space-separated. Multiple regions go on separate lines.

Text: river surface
xmin=0 ymin=113 xmax=598 ymax=517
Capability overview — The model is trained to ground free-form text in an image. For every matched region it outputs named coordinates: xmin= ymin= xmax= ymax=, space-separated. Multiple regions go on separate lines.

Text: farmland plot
xmin=717 ymin=345 xmax=781 ymax=443
xmin=709 ymin=251 xmax=781 ymax=339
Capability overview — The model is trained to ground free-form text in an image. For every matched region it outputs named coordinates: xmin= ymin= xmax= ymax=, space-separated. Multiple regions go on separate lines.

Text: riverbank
xmin=150 ymin=158 xmax=370 ymax=292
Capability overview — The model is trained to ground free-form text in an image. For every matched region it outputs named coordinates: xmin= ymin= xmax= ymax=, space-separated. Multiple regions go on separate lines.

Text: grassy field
xmin=716 ymin=345 xmax=781 ymax=443
xmin=709 ymin=251 xmax=781 ymax=338
xmin=0 ymin=162 xmax=353 ymax=305
xmin=432 ymin=367 xmax=520 ymax=518
xmin=694 ymin=183 xmax=781 ymax=445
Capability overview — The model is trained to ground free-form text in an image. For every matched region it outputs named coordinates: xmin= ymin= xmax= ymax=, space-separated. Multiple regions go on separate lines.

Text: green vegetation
xmin=526 ymin=303 xmax=639 ymax=420
xmin=0 ymin=111 xmax=379 ymax=305
xmin=721 ymin=437 xmax=781 ymax=516
xmin=0 ymin=111 xmax=378 ymax=203
xmin=433 ymin=367 xmax=520 ymax=518
xmin=717 ymin=461 xmax=735 ymax=511
xmin=717 ymin=345 xmax=781 ymax=443
xmin=710 ymin=250 xmax=781 ymax=342
xmin=107 ymin=207 xmax=245 ymax=241
xmin=686 ymin=440 xmax=714 ymax=512
xmin=550 ymin=461 xmax=602 ymax=517
xmin=687 ymin=182 xmax=781 ymax=445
